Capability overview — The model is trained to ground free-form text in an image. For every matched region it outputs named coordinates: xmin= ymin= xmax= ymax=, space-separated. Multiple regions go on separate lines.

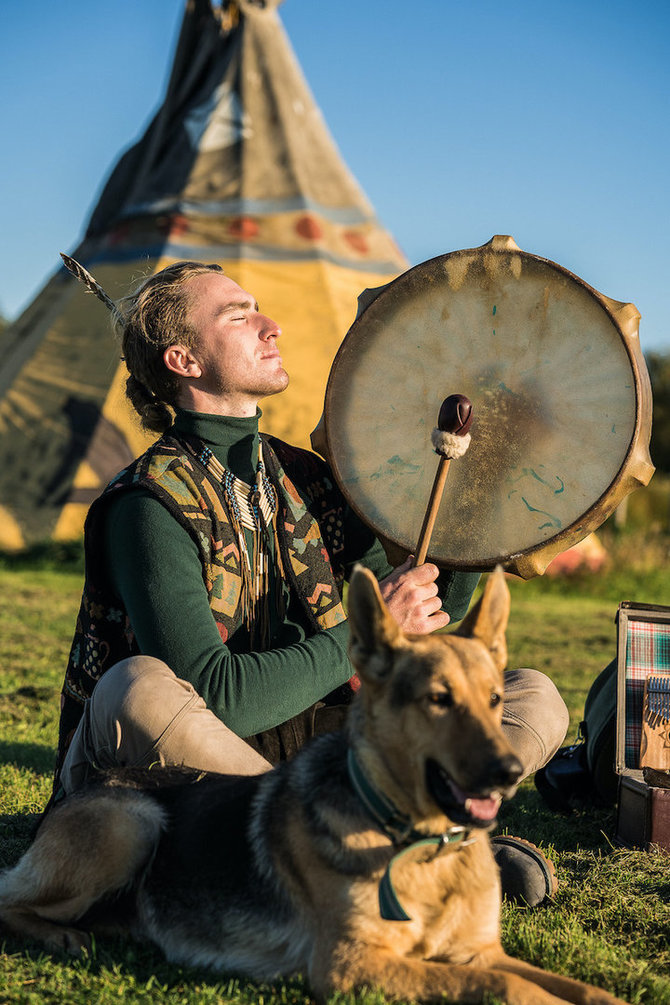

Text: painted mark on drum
xmin=507 ymin=467 xmax=564 ymax=530
xmin=368 ymin=456 xmax=422 ymax=480
xmin=508 ymin=468 xmax=564 ymax=494
xmin=518 ymin=497 xmax=562 ymax=531
xmin=498 ymin=381 xmax=523 ymax=399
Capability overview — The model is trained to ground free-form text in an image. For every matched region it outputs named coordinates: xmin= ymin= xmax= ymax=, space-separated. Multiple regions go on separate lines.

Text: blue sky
xmin=1 ymin=0 xmax=668 ymax=352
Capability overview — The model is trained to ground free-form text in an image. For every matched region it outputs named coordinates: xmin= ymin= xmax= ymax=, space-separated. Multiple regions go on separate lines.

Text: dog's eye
xmin=427 ymin=691 xmax=453 ymax=708
xmin=490 ymin=692 xmax=501 ymax=708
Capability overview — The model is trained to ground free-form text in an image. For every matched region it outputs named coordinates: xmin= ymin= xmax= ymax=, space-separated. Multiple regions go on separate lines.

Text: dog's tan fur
xmin=0 ymin=567 xmax=627 ymax=1004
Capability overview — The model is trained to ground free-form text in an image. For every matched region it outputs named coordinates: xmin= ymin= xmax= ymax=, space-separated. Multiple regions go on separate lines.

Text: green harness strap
xmin=347 ymin=748 xmax=473 ymax=922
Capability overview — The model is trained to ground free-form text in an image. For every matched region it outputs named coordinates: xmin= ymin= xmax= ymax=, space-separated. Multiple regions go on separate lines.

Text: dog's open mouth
xmin=426 ymin=759 xmax=502 ymax=828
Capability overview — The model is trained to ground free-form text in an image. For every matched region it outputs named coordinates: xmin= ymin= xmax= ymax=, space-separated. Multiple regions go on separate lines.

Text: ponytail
xmin=125 ymin=374 xmax=173 ymax=434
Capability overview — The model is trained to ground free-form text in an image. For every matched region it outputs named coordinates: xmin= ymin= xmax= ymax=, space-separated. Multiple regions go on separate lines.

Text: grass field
xmin=0 ymin=529 xmax=669 ymax=1004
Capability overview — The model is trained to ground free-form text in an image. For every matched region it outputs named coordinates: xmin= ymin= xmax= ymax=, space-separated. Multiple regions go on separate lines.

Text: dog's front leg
xmin=486 ymin=954 xmax=629 ymax=1005
xmin=310 ymin=941 xmax=574 ymax=1004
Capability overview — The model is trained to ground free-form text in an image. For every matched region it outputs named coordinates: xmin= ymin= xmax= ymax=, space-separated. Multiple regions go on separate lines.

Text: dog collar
xmin=347 ymin=748 xmax=473 ymax=921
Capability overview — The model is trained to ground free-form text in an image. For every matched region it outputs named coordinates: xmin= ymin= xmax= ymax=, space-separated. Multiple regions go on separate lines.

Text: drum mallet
xmin=412 ymin=394 xmax=473 ymax=568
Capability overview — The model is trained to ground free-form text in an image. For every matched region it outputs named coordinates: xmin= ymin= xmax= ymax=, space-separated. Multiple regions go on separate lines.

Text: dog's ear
xmin=453 ymin=565 xmax=510 ymax=671
xmin=347 ymin=565 xmax=402 ymax=682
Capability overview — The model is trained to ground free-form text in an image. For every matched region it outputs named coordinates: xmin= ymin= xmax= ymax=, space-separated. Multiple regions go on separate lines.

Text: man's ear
xmin=163 ymin=344 xmax=202 ymax=379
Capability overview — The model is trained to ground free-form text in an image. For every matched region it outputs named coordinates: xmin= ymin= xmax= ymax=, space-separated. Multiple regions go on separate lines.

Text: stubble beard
xmin=211 ymin=365 xmax=289 ymax=401
xmin=254 ymin=366 xmax=290 ymax=399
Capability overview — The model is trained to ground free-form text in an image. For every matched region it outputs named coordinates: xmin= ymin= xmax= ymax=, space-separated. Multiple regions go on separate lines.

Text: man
xmin=57 ymin=261 xmax=568 ymax=903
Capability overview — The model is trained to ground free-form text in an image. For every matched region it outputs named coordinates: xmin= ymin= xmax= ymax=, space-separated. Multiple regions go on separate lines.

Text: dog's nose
xmin=489 ymin=754 xmax=524 ymax=789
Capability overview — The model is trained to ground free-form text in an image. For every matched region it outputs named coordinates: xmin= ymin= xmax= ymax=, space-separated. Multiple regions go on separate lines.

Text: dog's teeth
xmin=465 ymin=798 xmax=472 ymax=812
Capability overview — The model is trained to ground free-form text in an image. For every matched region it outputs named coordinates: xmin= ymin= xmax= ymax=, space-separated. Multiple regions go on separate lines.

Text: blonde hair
xmin=115 ymin=262 xmax=223 ymax=433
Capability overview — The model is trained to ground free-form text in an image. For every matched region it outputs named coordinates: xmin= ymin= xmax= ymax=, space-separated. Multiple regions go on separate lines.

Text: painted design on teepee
xmin=185 ymin=82 xmax=253 ymax=152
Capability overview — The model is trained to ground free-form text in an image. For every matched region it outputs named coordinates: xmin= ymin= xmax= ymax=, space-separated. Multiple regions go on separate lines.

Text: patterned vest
xmin=56 ymin=433 xmax=353 ymax=778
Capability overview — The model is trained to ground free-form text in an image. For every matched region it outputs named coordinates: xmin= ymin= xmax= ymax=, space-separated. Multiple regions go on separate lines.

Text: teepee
xmin=0 ymin=0 xmax=407 ymax=549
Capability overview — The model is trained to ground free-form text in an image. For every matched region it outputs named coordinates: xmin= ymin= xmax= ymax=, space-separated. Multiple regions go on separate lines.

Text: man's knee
xmin=88 ymin=656 xmax=201 ymax=764
xmin=92 ymin=656 xmax=193 ymax=726
xmin=503 ymin=667 xmax=570 ymax=774
xmin=62 ymin=656 xmax=269 ymax=792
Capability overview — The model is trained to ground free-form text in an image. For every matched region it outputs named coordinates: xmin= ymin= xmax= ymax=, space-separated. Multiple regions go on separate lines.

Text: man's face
xmin=181 ymin=271 xmax=289 ymax=412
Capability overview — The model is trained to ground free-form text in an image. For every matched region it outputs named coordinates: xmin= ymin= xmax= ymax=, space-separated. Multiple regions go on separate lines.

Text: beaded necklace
xmin=196 ymin=441 xmax=284 ymax=649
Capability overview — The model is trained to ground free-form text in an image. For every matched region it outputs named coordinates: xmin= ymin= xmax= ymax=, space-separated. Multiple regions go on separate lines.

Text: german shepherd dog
xmin=0 ymin=567 xmax=626 ymax=1005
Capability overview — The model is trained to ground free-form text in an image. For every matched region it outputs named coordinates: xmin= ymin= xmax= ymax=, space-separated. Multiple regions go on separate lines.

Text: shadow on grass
xmin=497 ymin=785 xmax=617 ymax=854
xmin=0 ymin=539 xmax=85 ymax=572
xmin=0 ymin=928 xmax=314 ymax=1003
xmin=0 ymin=810 xmax=44 ymax=856
xmin=0 ymin=740 xmax=56 ymax=776
xmin=92 ymin=940 xmax=313 ymax=1001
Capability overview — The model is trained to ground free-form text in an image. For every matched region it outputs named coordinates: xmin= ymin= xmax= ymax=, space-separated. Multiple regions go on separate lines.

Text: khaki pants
xmin=60 ymin=656 xmax=569 ymax=795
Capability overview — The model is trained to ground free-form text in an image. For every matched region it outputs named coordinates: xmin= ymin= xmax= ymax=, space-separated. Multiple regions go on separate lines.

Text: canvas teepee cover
xmin=0 ymin=0 xmax=407 ymax=549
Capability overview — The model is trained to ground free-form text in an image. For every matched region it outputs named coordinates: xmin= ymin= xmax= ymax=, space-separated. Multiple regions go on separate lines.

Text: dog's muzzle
xmin=426 ymin=754 xmax=523 ymax=828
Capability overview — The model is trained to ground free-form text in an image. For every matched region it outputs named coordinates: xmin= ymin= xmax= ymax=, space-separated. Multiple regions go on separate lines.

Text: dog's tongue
xmin=449 ymin=780 xmax=501 ymax=822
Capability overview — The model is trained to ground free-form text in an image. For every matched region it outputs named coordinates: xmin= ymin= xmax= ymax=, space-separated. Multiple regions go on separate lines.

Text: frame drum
xmin=320 ymin=236 xmax=654 ymax=578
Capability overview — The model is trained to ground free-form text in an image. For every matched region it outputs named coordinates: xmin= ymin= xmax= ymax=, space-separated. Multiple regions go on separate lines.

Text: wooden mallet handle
xmin=413 ymin=394 xmax=473 ymax=568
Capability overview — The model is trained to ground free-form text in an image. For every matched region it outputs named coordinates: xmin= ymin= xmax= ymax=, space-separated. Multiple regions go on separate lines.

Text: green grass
xmin=1 ymin=531 xmax=669 ymax=1003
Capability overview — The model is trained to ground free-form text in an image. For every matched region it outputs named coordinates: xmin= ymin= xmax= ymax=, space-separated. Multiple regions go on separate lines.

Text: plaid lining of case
xmin=625 ymin=619 xmax=670 ymax=768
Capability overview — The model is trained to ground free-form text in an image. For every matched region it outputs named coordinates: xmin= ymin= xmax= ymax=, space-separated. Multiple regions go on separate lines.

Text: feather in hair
xmin=60 ymin=253 xmax=123 ymax=325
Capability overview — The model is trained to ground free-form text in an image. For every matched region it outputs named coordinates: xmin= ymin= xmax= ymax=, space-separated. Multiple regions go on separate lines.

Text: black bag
xmin=535 ymin=657 xmax=618 ymax=810
xmin=581 ymin=657 xmax=617 ymax=805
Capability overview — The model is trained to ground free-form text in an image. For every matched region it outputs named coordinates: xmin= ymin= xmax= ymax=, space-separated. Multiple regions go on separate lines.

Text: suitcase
xmin=614 ymin=602 xmax=670 ymax=851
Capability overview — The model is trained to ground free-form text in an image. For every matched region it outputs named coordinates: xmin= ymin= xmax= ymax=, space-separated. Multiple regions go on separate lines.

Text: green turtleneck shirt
xmin=102 ymin=409 xmax=480 ymax=738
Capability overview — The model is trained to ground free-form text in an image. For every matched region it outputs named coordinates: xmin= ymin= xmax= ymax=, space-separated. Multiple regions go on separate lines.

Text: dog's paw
xmin=51 ymin=926 xmax=93 ymax=957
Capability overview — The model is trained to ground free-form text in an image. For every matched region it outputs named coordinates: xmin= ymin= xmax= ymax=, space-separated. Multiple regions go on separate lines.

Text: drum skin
xmin=319 ymin=236 xmax=654 ymax=578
